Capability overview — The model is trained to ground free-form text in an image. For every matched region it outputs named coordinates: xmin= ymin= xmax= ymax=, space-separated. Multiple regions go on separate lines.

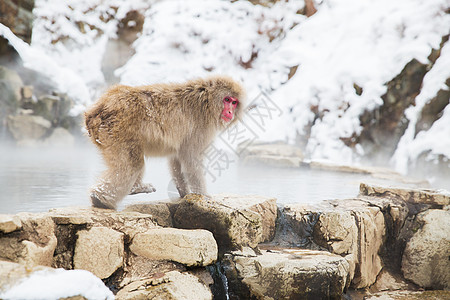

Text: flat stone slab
xmin=242 ymin=154 xmax=302 ymax=168
xmin=360 ymin=183 xmax=450 ymax=206
xmin=365 ymin=290 xmax=450 ymax=300
xmin=130 ymin=228 xmax=217 ymax=267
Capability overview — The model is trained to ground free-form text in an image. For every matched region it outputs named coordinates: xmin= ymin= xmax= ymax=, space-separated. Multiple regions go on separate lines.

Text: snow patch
xmin=0 ymin=268 xmax=114 ymax=300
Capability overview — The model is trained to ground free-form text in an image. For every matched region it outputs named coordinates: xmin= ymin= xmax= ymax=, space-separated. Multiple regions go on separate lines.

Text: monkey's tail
xmin=84 ymin=110 xmax=103 ymax=146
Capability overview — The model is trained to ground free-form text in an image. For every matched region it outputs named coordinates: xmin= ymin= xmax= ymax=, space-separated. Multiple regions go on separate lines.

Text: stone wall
xmin=0 ymin=187 xmax=448 ymax=299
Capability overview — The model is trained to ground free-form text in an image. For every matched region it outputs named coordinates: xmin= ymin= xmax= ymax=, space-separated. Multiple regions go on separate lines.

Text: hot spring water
xmin=0 ymin=145 xmax=382 ymax=214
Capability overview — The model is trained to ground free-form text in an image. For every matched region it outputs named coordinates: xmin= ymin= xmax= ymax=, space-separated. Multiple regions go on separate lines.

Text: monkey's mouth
xmin=221 ymin=115 xmax=233 ymax=122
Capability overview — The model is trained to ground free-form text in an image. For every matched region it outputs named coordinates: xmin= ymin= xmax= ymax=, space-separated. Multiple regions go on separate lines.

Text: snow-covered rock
xmin=0 ymin=261 xmax=114 ymax=300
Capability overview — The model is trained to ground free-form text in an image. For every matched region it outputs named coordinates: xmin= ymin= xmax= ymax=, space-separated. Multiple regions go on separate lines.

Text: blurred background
xmin=0 ymin=0 xmax=449 ymax=212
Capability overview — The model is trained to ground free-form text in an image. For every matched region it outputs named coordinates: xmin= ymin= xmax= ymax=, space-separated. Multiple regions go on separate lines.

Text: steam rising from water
xmin=1 ymin=143 xmax=447 ymax=214
xmin=0 ymin=145 xmax=371 ymax=214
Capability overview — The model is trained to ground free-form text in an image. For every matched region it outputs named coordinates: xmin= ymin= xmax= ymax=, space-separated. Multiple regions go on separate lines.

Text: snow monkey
xmin=85 ymin=75 xmax=246 ymax=209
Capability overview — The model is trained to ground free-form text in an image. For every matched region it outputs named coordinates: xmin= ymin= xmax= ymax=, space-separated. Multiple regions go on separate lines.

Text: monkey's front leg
xmin=129 ymin=182 xmax=156 ymax=195
xmin=128 ymin=166 xmax=156 ymax=195
xmin=183 ymin=156 xmax=207 ymax=196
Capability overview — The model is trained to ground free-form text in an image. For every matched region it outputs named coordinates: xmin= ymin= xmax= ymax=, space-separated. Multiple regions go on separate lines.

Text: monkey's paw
xmin=129 ymin=183 xmax=156 ymax=195
xmin=90 ymin=192 xmax=116 ymax=210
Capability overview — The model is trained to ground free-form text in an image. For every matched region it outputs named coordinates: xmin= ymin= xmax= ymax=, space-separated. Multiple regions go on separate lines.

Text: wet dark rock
xmin=0 ymin=64 xmax=79 ymax=145
xmin=0 ymin=0 xmax=35 ymax=55
xmin=6 ymin=114 xmax=52 ymax=143
xmin=415 ymin=77 xmax=450 ymax=134
xmin=358 ymin=58 xmax=428 ymax=162
xmin=0 ymin=66 xmax=23 ymax=130
xmin=101 ymin=10 xmax=144 ymax=84
xmin=172 ymin=194 xmax=277 ymax=252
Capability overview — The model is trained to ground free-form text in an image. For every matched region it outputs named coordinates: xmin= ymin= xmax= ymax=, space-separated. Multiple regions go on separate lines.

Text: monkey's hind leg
xmin=169 ymin=157 xmax=189 ymax=198
xmin=91 ymin=145 xmax=143 ymax=209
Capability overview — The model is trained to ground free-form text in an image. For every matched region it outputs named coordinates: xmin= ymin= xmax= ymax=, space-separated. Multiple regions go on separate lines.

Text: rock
xmin=0 ymin=0 xmax=35 ymax=45
xmin=223 ymin=248 xmax=349 ymax=299
xmin=283 ymin=198 xmax=386 ymax=288
xmin=130 ymin=228 xmax=218 ymax=267
xmin=0 ymin=67 xmax=23 ymax=130
xmin=43 ymin=127 xmax=75 ymax=147
xmin=314 ymin=202 xmax=385 ymax=288
xmin=73 ymin=226 xmax=124 ymax=279
xmin=48 ymin=207 xmax=160 ymax=238
xmin=123 ymin=254 xmax=186 ymax=286
xmin=0 ymin=66 xmax=23 ymax=105
xmin=6 ymin=114 xmax=51 ymax=141
xmin=239 ymin=142 xmax=303 ymax=168
xmin=359 ymin=58 xmax=428 ymax=161
xmin=102 ymin=10 xmax=144 ymax=84
xmin=360 ymin=183 xmax=450 ymax=206
xmin=368 ymin=269 xmax=414 ymax=294
xmin=0 ymin=213 xmax=57 ymax=267
xmin=0 ymin=214 xmax=22 ymax=233
xmin=365 ymin=290 xmax=450 ymax=300
xmin=401 ymin=209 xmax=450 ymax=289
xmin=124 ymin=201 xmax=177 ymax=227
xmin=415 ymin=77 xmax=450 ymax=134
xmin=242 ymin=154 xmax=302 ymax=168
xmin=308 ymin=161 xmax=372 ymax=174
xmin=116 ymin=271 xmax=213 ymax=300
xmin=308 ymin=163 xmax=427 ymax=186
xmin=173 ymin=194 xmax=277 ymax=250
xmin=21 ymin=85 xmax=33 ymax=99
xmin=32 ymin=94 xmax=73 ymax=125
xmin=239 ymin=142 xmax=304 ymax=158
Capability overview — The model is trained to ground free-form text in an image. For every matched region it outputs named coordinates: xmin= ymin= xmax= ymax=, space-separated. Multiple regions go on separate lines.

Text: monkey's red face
xmin=221 ymin=96 xmax=239 ymax=122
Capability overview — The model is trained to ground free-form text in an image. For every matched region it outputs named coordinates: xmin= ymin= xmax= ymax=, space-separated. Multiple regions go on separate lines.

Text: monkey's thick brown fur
xmin=85 ymin=75 xmax=246 ymax=209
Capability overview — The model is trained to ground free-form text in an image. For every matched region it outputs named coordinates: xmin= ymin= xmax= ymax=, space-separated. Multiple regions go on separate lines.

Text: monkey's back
xmin=85 ymin=84 xmax=193 ymax=155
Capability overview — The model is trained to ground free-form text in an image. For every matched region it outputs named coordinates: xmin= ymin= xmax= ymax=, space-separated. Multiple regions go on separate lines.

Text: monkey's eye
xmin=224 ymin=97 xmax=230 ymax=102
xmin=232 ymin=101 xmax=237 ymax=105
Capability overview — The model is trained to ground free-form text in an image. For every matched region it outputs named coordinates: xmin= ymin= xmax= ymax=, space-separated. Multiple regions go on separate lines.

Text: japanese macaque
xmin=85 ymin=75 xmax=246 ymax=209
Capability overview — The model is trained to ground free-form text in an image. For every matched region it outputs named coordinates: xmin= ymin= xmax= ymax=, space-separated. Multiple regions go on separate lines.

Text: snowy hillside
xmin=3 ymin=0 xmax=449 ymax=175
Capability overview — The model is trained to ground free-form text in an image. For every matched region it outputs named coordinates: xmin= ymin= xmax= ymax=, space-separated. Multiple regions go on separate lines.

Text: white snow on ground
xmin=1 ymin=0 xmax=449 ymax=170
xmin=0 ymin=268 xmax=114 ymax=300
